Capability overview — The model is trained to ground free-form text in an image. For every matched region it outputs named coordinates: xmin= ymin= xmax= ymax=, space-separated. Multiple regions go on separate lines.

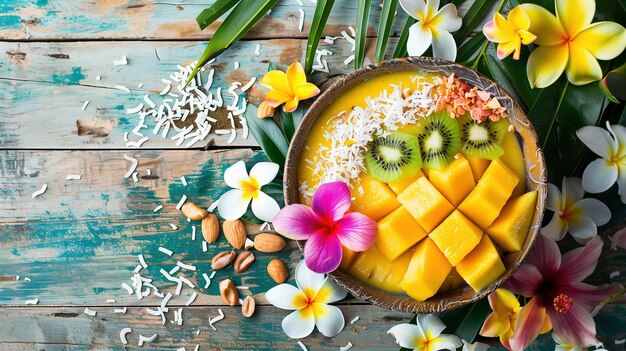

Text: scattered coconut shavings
xmin=121 ymin=282 xmax=133 ymax=294
xmin=181 ymin=176 xmax=188 ymax=186
xmin=169 ymin=266 xmax=181 ymax=275
xmin=138 ymin=254 xmax=148 ymax=269
xmin=186 ymin=292 xmax=198 ymax=306
xmin=96 ymin=75 xmax=101 ymax=80
xmin=194 ymin=345 xmax=199 ymax=351
xmin=236 ymin=286 xmax=250 ymax=290
xmin=234 ymin=61 xmax=240 ymax=70
xmin=617 ymin=339 xmax=626 ymax=345
xmin=313 ymin=49 xmax=332 ymax=73
xmin=15 ymin=275 xmax=19 ymax=280
xmin=123 ymin=154 xmax=138 ymax=178
xmin=169 ymin=223 xmax=178 ymax=230
xmin=202 ymin=241 xmax=208 ymax=252
xmin=114 ymin=307 xmax=127 ymax=314
xmin=106 ymin=299 xmax=116 ymax=303
xmin=31 ymin=184 xmax=47 ymax=198
xmin=179 ymin=276 xmax=195 ymax=288
xmin=344 ymin=55 xmax=355 ymax=66
xmin=126 ymin=136 xmax=149 ymax=148
xmin=124 ymin=132 xmax=129 ymax=141
xmin=138 ymin=83 xmax=143 ymax=88
xmin=174 ymin=307 xmax=184 ymax=325
xmin=81 ymin=100 xmax=90 ymax=111
xmin=153 ymin=204 xmax=163 ymax=212
xmin=340 ymin=342 xmax=353 ymax=351
xmin=115 ymin=84 xmax=131 ymax=93
xmin=210 ymin=271 xmax=216 ymax=279
xmin=177 ymin=348 xmax=187 ymax=351
xmin=25 ymin=298 xmax=38 ymax=305
xmin=147 ymin=307 xmax=162 ymax=316
xmin=203 ymin=273 xmax=211 ymax=288
xmin=255 ymin=44 xmax=261 ymax=55
xmin=191 ymin=226 xmax=196 ymax=240
xmin=298 ymin=8 xmax=305 ymax=32
xmin=158 ymin=247 xmax=173 ymax=256
xmin=610 ymin=271 xmax=621 ymax=279
xmin=208 ymin=200 xmax=219 ymax=212
xmin=176 ymin=195 xmax=188 ymax=210
xmin=208 ymin=309 xmax=225 ymax=331
xmin=295 ymin=0 xmax=303 ymax=5
xmin=134 ymin=264 xmax=142 ymax=273
xmin=23 ymin=277 xmax=31 ymax=282
xmin=127 ymin=103 xmax=144 ymax=114
xmin=297 ymin=341 xmax=309 ymax=351
xmin=244 ymin=238 xmax=254 ymax=250
xmin=177 ymin=261 xmax=196 ymax=271
xmin=138 ymin=333 xmax=158 ymax=346
xmin=84 ymin=308 xmax=97 ymax=316
xmin=120 ymin=327 xmax=131 ymax=345
xmin=132 ymin=172 xmax=139 ymax=183
xmin=240 ymin=77 xmax=257 ymax=92
xmin=350 ymin=316 xmax=360 ymax=324
xmin=66 ymin=174 xmax=81 ymax=180
xmin=113 ymin=55 xmax=128 ymax=66
xmin=161 ymin=292 xmax=173 ymax=312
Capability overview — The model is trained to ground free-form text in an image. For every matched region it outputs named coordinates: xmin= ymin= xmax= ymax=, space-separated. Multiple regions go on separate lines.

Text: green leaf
xmin=375 ymin=0 xmax=398 ymax=62
xmin=280 ymin=109 xmax=296 ymax=141
xmin=494 ymin=48 xmax=539 ymax=109
xmin=457 ymin=33 xmax=487 ymax=64
xmin=245 ymin=104 xmax=289 ymax=168
xmin=305 ymin=0 xmax=336 ymax=74
xmin=452 ymin=298 xmax=491 ymax=342
xmin=355 ymin=0 xmax=372 ymax=69
xmin=393 ymin=17 xmax=417 ymax=58
xmin=600 ymin=62 xmax=626 ymax=103
xmin=454 ymin=0 xmax=497 ymax=43
xmin=186 ymin=0 xmax=279 ymax=87
xmin=196 ymin=0 xmax=241 ymax=30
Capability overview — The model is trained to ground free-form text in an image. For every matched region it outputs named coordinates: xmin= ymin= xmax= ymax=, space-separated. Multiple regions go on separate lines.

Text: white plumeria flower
xmin=542 ymin=177 xmax=611 ymax=244
xmin=265 ymin=261 xmax=348 ymax=339
xmin=217 ymin=160 xmax=280 ymax=222
xmin=551 ymin=332 xmax=605 ymax=351
xmin=388 ymin=314 xmax=462 ymax=351
xmin=462 ymin=339 xmax=489 ymax=351
xmin=399 ymin=0 xmax=463 ymax=61
xmin=577 ymin=122 xmax=626 ymax=203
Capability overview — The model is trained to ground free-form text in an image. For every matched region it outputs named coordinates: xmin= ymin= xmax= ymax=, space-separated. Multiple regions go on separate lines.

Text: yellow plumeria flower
xmin=261 ymin=62 xmax=320 ymax=113
xmin=483 ymin=6 xmax=537 ymax=60
xmin=522 ymin=0 xmax=626 ymax=88
xmin=388 ymin=314 xmax=462 ymax=351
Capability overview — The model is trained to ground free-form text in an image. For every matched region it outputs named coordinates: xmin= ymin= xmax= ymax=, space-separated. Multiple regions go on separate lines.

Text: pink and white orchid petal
xmin=541 ymin=212 xmax=568 ymax=241
xmin=430 ymin=334 xmax=463 ymax=351
xmin=223 ymin=160 xmax=251 ymax=189
xmin=570 ymin=198 xmax=611 ymax=226
xmin=431 ymin=29 xmax=458 ymax=61
xmin=526 ymin=43 xmax=569 ymax=88
xmin=399 ymin=0 xmax=426 ymax=20
xmin=555 ymin=0 xmax=595 ymax=37
xmin=567 ymin=282 xmax=623 ymax=310
xmin=509 ymin=297 xmax=548 ymax=351
xmin=312 ymin=304 xmax=345 ymax=337
xmin=417 ymin=314 xmax=447 ymax=339
xmin=312 ymin=181 xmax=352 ymax=222
xmin=266 ymin=284 xmax=307 ymax=310
xmin=582 ymin=158 xmax=618 ymax=194
xmin=295 ymin=260 xmax=327 ymax=294
xmin=217 ymin=189 xmax=252 ymax=220
xmin=313 ymin=277 xmax=348 ymax=304
xmin=251 ymin=191 xmax=281 ymax=222
xmin=520 ymin=4 xmax=566 ymax=46
xmin=561 ymin=177 xmax=585 ymax=207
xmin=282 ymin=308 xmax=316 ymax=339
xmin=556 ymin=236 xmax=603 ymax=284
xmin=526 ymin=235 xmax=562 ymax=279
xmin=432 ymin=3 xmax=462 ymax=33
xmin=576 ymin=126 xmax=615 ymax=160
xmin=249 ymin=162 xmax=279 ymax=187
xmin=273 ymin=204 xmax=325 ymax=240
xmin=574 ymin=22 xmax=626 ymax=60
xmin=506 ymin=264 xmax=544 ymax=297
xmin=546 ymin=183 xmax=563 ymax=213
xmin=546 ymin=303 xmax=600 ymax=348
xmin=407 ymin=23 xmax=433 ymax=57
xmin=566 ymin=215 xmax=598 ymax=244
xmin=334 ymin=212 xmax=377 ymax=252
xmin=611 ymin=228 xmax=626 ymax=250
xmin=304 ymin=229 xmax=343 ymax=274
xmin=565 ymin=43 xmax=603 ymax=86
xmin=388 ymin=323 xmax=424 ymax=349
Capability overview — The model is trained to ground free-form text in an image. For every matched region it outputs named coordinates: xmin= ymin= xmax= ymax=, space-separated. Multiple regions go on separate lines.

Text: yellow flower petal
xmin=484 ymin=12 xmax=516 ymax=43
xmin=286 ymin=62 xmax=307 ymax=91
xmin=497 ymin=39 xmax=520 ymax=60
xmin=480 ymin=312 xmax=511 ymax=337
xmin=295 ymin=82 xmax=321 ymax=101
xmin=261 ymin=70 xmax=291 ymax=95
xmin=521 ymin=4 xmax=566 ymax=46
xmin=284 ymin=98 xmax=300 ymax=112
xmin=540 ymin=316 xmax=552 ymax=334
xmin=518 ymin=30 xmax=537 ymax=45
xmin=508 ymin=5 xmax=531 ymax=31
xmin=574 ymin=21 xmax=626 ymax=60
xmin=527 ymin=44 xmax=569 ymax=88
xmin=555 ymin=0 xmax=595 ymax=37
xmin=565 ymin=43 xmax=602 ymax=85
xmin=265 ymin=89 xmax=292 ymax=107
xmin=490 ymin=288 xmax=520 ymax=315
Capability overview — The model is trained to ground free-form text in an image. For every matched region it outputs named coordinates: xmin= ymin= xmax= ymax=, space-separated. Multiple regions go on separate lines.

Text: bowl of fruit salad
xmin=283 ymin=57 xmax=547 ymax=313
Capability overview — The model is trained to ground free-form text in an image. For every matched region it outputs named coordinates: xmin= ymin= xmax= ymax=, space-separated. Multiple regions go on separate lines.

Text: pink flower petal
xmin=506 ymin=264 xmax=544 ymax=297
xmin=611 ymin=227 xmax=626 ymax=250
xmin=556 ymin=236 xmax=603 ymax=285
xmin=526 ymin=235 xmax=561 ymax=279
xmin=304 ymin=229 xmax=343 ymax=274
xmin=567 ymin=282 xmax=623 ymax=310
xmin=273 ymin=204 xmax=325 ymax=240
xmin=334 ymin=212 xmax=377 ymax=252
xmin=312 ymin=181 xmax=352 ymax=223
xmin=547 ymin=302 xmax=600 ymax=348
xmin=509 ymin=297 xmax=548 ymax=351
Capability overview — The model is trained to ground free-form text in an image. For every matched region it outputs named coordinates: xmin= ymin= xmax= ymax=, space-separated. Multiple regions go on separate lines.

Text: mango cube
xmin=466 ymin=156 xmax=490 ymax=181
xmin=349 ymin=246 xmax=413 ymax=293
xmin=339 ymin=246 xmax=358 ymax=270
xmin=351 ymin=175 xmax=401 ymax=221
xmin=500 ymin=132 xmax=526 ymax=197
xmin=400 ymin=238 xmax=452 ymax=301
xmin=487 ymin=191 xmax=537 ymax=252
xmin=458 ymin=159 xmax=519 ymax=229
xmin=388 ymin=170 xmax=425 ymax=194
xmin=439 ymin=268 xmax=465 ymax=293
xmin=429 ymin=210 xmax=483 ymax=266
xmin=397 ymin=177 xmax=454 ymax=232
xmin=428 ymin=155 xmax=476 ymax=206
xmin=456 ymin=235 xmax=505 ymax=291
xmin=376 ymin=207 xmax=428 ymax=261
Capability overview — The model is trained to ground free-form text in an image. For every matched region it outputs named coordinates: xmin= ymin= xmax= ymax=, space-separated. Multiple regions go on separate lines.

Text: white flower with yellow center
xmin=217 ymin=160 xmax=280 ymax=222
xmin=388 ymin=314 xmax=462 ymax=351
xmin=399 ymin=0 xmax=463 ymax=61
xmin=265 ymin=261 xmax=347 ymax=339
xmin=577 ymin=122 xmax=626 ymax=203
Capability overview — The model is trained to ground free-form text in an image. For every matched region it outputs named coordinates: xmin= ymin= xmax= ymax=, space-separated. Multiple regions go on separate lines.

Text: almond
xmin=233 ymin=251 xmax=255 ymax=273
xmin=241 ymin=296 xmax=255 ymax=317
xmin=181 ymin=203 xmax=207 ymax=220
xmin=219 ymin=279 xmax=239 ymax=306
xmin=211 ymin=250 xmax=236 ymax=270
xmin=223 ymin=220 xmax=247 ymax=249
xmin=201 ymin=214 xmax=219 ymax=243
xmin=267 ymin=258 xmax=288 ymax=284
xmin=256 ymin=101 xmax=275 ymax=119
xmin=254 ymin=233 xmax=286 ymax=253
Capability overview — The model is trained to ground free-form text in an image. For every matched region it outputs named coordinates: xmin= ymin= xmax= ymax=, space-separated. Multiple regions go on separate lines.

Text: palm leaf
xmin=186 ymin=0 xmax=278 ymax=87
xmin=393 ymin=16 xmax=416 ymax=58
xmin=305 ymin=0 xmax=336 ymax=74
xmin=375 ymin=0 xmax=398 ymax=62
xmin=355 ymin=0 xmax=372 ymax=69
xmin=457 ymin=33 xmax=487 ymax=64
xmin=453 ymin=0 xmax=497 ymax=43
xmin=196 ymin=0 xmax=241 ymax=30
xmin=245 ymin=104 xmax=289 ymax=168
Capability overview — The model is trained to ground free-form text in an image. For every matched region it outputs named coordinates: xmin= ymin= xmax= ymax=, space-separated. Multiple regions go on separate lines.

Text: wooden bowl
xmin=283 ymin=57 xmax=547 ymax=313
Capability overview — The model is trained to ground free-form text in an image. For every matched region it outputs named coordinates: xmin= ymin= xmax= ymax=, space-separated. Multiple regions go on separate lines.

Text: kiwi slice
xmin=414 ymin=111 xmax=462 ymax=170
xmin=365 ymin=132 xmax=422 ymax=182
xmin=459 ymin=115 xmax=509 ymax=160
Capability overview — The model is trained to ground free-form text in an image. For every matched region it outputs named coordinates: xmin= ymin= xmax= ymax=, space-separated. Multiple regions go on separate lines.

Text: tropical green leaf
xmin=375 ymin=0 xmax=398 ymax=62
xmin=453 ymin=0 xmax=497 ymax=43
xmin=280 ymin=109 xmax=296 ymax=141
xmin=494 ymin=49 xmax=539 ymax=109
xmin=393 ymin=17 xmax=417 ymax=58
xmin=186 ymin=0 xmax=279 ymax=87
xmin=355 ymin=0 xmax=372 ymax=69
xmin=196 ymin=0 xmax=241 ymax=30
xmin=600 ymin=62 xmax=626 ymax=103
xmin=245 ymin=104 xmax=289 ymax=168
xmin=452 ymin=298 xmax=491 ymax=342
xmin=457 ymin=33 xmax=487 ymax=64
xmin=305 ymin=0 xmax=336 ymax=74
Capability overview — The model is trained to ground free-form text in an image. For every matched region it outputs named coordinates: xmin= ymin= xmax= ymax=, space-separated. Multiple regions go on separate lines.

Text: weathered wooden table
xmin=1 ymin=1 xmax=624 ymax=350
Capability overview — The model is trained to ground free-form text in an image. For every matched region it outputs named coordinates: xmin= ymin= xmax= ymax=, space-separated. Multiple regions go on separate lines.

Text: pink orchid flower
xmin=273 ymin=181 xmax=377 ymax=274
xmin=505 ymin=235 xmax=622 ymax=350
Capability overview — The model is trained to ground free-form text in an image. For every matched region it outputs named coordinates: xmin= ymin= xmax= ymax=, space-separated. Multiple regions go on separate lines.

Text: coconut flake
xmin=96 ymin=75 xmax=101 ymax=80
xmin=176 ymin=195 xmax=188 ymax=210
xmin=244 ymin=238 xmax=254 ymax=250
xmin=138 ymin=333 xmax=157 ymax=346
xmin=202 ymin=241 xmax=208 ymax=252
xmin=617 ymin=339 xmax=626 ymax=345
xmin=350 ymin=316 xmax=360 ymax=324
xmin=106 ymin=299 xmax=116 ymax=303
xmin=177 ymin=261 xmax=197 ymax=271
xmin=120 ymin=327 xmax=131 ymax=344
xmin=208 ymin=200 xmax=219 ymax=212
xmin=191 ymin=225 xmax=196 ymax=240
xmin=66 ymin=174 xmax=82 ymax=180
xmin=169 ymin=223 xmax=178 ymax=230
xmin=340 ymin=342 xmax=353 ymax=351
xmin=23 ymin=277 xmax=31 ymax=282
xmin=121 ymin=282 xmax=133 ymax=294
xmin=84 ymin=308 xmax=96 ymax=316
xmin=610 ymin=271 xmax=620 ymax=279
xmin=202 ymin=273 xmax=211 ymax=288
xmin=240 ymin=77 xmax=257 ymax=92
xmin=181 ymin=176 xmax=188 ymax=186
xmin=153 ymin=204 xmax=163 ymax=212
xmin=115 ymin=84 xmax=131 ymax=93
xmin=81 ymin=100 xmax=90 ymax=111
xmin=158 ymin=247 xmax=173 ymax=256
xmin=297 ymin=341 xmax=309 ymax=351
xmin=114 ymin=307 xmax=127 ymax=314
xmin=186 ymin=291 xmax=198 ymax=306
xmin=298 ymin=8 xmax=305 ymax=32
xmin=31 ymin=184 xmax=47 ymax=198
xmin=126 ymin=136 xmax=149 ymax=148
xmin=254 ymin=44 xmax=261 ymax=55
xmin=24 ymin=298 xmax=38 ymax=305
xmin=113 ymin=55 xmax=128 ymax=66
xmin=208 ymin=309 xmax=225 ymax=330
xmin=132 ymin=172 xmax=139 ymax=183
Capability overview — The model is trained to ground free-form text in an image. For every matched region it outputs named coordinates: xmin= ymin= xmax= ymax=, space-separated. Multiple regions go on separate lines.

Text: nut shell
xmin=201 ymin=214 xmax=219 ymax=243
xmin=241 ymin=296 xmax=255 ymax=317
xmin=233 ymin=251 xmax=256 ymax=273
xmin=254 ymin=233 xmax=286 ymax=253
xmin=219 ymin=279 xmax=239 ymax=306
xmin=211 ymin=250 xmax=236 ymax=270
xmin=223 ymin=220 xmax=247 ymax=249
xmin=181 ymin=203 xmax=207 ymax=220
xmin=267 ymin=258 xmax=289 ymax=284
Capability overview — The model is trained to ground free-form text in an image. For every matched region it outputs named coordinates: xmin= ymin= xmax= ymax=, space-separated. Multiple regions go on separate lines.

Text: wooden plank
xmin=0 ymin=38 xmax=379 ymax=149
xmin=0 ymin=0 xmax=408 ymax=40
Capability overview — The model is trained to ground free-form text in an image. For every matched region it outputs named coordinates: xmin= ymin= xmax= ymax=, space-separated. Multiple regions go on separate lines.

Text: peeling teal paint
xmin=10 ymin=247 xmax=19 ymax=256
xmin=51 ymin=67 xmax=85 ymax=86
xmin=0 ymin=15 xmax=20 ymax=28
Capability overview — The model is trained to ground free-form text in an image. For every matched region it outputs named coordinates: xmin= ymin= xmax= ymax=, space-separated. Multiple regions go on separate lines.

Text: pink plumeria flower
xmin=610 ymin=227 xmax=626 ymax=250
xmin=265 ymin=261 xmax=348 ymax=339
xmin=505 ymin=235 xmax=623 ymax=350
xmin=273 ymin=181 xmax=377 ymax=274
